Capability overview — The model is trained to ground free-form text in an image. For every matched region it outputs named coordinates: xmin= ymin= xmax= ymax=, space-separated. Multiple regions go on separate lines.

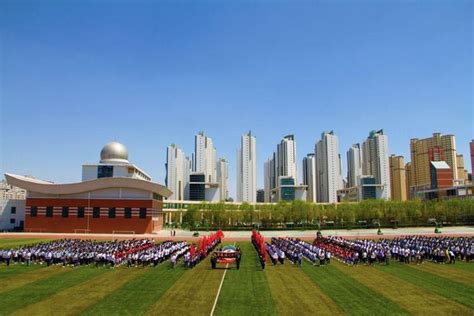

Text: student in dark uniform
xmin=259 ymin=254 xmax=265 ymax=270
xmin=236 ymin=252 xmax=241 ymax=270
xmin=4 ymin=251 xmax=11 ymax=266
xmin=211 ymin=254 xmax=217 ymax=269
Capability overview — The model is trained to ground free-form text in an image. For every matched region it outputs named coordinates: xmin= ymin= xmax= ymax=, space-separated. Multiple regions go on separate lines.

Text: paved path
xmin=1 ymin=226 xmax=473 ymax=241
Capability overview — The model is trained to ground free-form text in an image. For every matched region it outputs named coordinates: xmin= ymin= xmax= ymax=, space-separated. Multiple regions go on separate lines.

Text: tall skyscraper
xmin=236 ymin=131 xmax=257 ymax=203
xmin=263 ymin=157 xmax=275 ymax=202
xmin=315 ymin=131 xmax=342 ymax=203
xmin=389 ymin=155 xmax=407 ymax=201
xmin=302 ymin=153 xmax=316 ymax=202
xmin=165 ymin=144 xmax=188 ymax=200
xmin=216 ymin=158 xmax=229 ymax=201
xmin=194 ymin=131 xmax=217 ymax=183
xmin=277 ymin=135 xmax=298 ymax=184
xmin=469 ymin=139 xmax=474 ymax=177
xmin=410 ymin=133 xmax=458 ymax=192
xmin=470 ymin=140 xmax=474 ymax=176
xmin=456 ymin=154 xmax=468 ymax=183
xmin=264 ymin=135 xmax=300 ymax=202
xmin=347 ymin=144 xmax=363 ymax=188
xmin=405 ymin=162 xmax=413 ymax=199
xmin=183 ymin=156 xmax=192 ymax=200
xmin=362 ymin=130 xmax=391 ymax=200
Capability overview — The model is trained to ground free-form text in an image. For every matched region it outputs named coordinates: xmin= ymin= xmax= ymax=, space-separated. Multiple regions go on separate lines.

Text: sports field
xmin=0 ymin=238 xmax=473 ymax=316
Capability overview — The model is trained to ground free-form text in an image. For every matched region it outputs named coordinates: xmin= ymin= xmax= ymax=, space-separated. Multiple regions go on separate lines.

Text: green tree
xmin=240 ymin=202 xmax=255 ymax=226
xmin=182 ymin=205 xmax=201 ymax=229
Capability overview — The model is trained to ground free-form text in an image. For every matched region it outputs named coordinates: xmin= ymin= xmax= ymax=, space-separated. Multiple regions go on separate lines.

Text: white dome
xmin=100 ymin=142 xmax=129 ymax=163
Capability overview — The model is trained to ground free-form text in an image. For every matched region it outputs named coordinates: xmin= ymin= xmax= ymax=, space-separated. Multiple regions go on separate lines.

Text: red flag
xmin=197 ymin=237 xmax=203 ymax=255
xmin=202 ymin=236 xmax=207 ymax=254
xmin=260 ymin=240 xmax=266 ymax=261
xmin=190 ymin=244 xmax=195 ymax=257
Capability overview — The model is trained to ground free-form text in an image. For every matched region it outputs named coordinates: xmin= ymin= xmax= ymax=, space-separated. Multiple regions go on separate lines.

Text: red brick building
xmin=5 ymin=174 xmax=171 ymax=234
xmin=430 ymin=161 xmax=453 ymax=189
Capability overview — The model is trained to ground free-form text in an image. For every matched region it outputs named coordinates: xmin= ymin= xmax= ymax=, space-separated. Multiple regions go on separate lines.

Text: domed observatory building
xmin=82 ymin=142 xmax=151 ymax=181
xmin=5 ymin=142 xmax=171 ymax=234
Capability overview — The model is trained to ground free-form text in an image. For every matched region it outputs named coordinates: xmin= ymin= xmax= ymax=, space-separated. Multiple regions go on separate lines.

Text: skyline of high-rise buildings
xmin=4 ymin=1 xmax=471 ymax=207
xmin=166 ymin=130 xmax=472 ymax=202
xmin=166 ymin=132 xmax=225 ymax=202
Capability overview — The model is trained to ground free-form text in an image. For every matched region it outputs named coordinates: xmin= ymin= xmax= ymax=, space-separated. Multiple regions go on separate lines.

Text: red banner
xmin=197 ymin=231 xmax=223 ymax=257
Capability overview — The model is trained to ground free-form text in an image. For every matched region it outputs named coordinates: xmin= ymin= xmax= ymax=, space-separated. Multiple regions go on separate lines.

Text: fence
xmin=73 ymin=229 xmax=90 ymax=234
xmin=24 ymin=228 xmax=46 ymax=233
xmin=111 ymin=230 xmax=136 ymax=240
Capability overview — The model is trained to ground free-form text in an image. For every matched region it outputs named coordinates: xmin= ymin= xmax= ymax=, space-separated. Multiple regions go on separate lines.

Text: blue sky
xmin=1 ymin=0 xmax=472 ymax=198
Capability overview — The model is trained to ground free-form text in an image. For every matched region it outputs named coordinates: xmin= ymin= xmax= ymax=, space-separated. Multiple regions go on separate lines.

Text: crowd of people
xmin=314 ymin=235 xmax=474 ymax=266
xmin=0 ymin=239 xmax=189 ymax=268
xmin=266 ymin=242 xmax=285 ymax=265
xmin=268 ymin=237 xmax=331 ymax=266
xmin=0 ymin=232 xmax=225 ymax=270
xmin=125 ymin=241 xmax=188 ymax=268
xmin=2 ymin=233 xmax=472 ymax=270
xmin=182 ymin=250 xmax=201 ymax=269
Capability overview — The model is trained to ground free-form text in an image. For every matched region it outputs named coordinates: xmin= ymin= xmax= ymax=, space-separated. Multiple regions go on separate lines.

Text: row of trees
xmin=177 ymin=199 xmax=474 ymax=230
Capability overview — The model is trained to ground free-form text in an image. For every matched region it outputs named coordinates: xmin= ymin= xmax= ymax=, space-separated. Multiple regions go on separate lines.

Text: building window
xmin=11 ymin=207 xmax=16 ymax=214
xmin=30 ymin=207 xmax=37 ymax=217
xmin=62 ymin=207 xmax=69 ymax=218
xmin=77 ymin=207 xmax=85 ymax=218
xmin=10 ymin=218 xmax=15 ymax=224
xmin=139 ymin=208 xmax=147 ymax=219
xmin=46 ymin=206 xmax=53 ymax=217
xmin=108 ymin=207 xmax=116 ymax=218
xmin=98 ymin=166 xmax=114 ymax=178
xmin=93 ymin=207 xmax=100 ymax=218
xmin=124 ymin=207 xmax=132 ymax=219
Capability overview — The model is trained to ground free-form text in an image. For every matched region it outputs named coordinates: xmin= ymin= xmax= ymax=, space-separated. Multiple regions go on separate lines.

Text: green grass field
xmin=0 ymin=238 xmax=473 ymax=316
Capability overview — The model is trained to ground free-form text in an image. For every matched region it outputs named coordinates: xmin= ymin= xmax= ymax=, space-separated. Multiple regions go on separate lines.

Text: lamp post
xmin=377 ymin=222 xmax=383 ymax=235
xmin=194 ymin=223 xmax=200 ymax=237
xmin=316 ymin=221 xmax=322 ymax=239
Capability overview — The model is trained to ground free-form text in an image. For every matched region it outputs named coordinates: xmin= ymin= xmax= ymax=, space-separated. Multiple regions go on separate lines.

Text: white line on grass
xmin=210 ymin=241 xmax=235 ymax=316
